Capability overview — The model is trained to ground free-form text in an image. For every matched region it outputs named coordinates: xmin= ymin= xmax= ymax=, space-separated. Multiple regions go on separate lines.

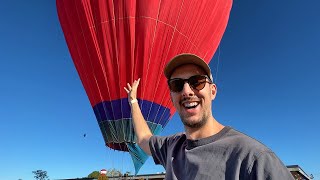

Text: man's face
xmin=169 ymin=64 xmax=216 ymax=128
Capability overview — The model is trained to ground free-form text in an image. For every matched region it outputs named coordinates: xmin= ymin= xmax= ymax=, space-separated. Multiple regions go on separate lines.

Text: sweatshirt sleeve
xmin=248 ymin=151 xmax=294 ymax=180
xmin=149 ymin=133 xmax=184 ymax=167
xmin=149 ymin=135 xmax=168 ymax=166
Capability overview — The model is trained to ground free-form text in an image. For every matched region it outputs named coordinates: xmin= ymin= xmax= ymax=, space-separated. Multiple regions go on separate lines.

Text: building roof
xmin=287 ymin=165 xmax=311 ymax=180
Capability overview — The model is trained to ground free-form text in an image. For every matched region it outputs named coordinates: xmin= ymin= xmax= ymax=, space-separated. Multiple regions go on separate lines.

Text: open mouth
xmin=183 ymin=102 xmax=199 ymax=109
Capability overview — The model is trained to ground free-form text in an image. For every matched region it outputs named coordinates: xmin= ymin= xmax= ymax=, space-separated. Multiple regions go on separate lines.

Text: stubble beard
xmin=180 ymin=111 xmax=209 ymax=129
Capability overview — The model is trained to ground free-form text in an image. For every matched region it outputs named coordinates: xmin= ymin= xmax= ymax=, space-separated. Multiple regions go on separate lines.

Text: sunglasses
xmin=168 ymin=75 xmax=212 ymax=92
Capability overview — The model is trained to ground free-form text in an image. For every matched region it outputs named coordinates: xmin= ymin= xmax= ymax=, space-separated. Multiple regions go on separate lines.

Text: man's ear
xmin=211 ymin=84 xmax=217 ymax=100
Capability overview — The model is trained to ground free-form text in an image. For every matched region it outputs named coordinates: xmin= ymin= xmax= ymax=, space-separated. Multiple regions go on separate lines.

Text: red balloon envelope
xmin=57 ymin=0 xmax=232 ymax=173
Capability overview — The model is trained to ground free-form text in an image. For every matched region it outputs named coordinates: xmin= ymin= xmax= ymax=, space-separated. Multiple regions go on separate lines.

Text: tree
xmin=98 ymin=174 xmax=108 ymax=180
xmin=32 ymin=170 xmax=49 ymax=180
xmin=88 ymin=171 xmax=100 ymax=179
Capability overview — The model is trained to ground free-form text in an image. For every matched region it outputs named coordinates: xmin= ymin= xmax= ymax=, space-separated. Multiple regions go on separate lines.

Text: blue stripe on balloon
xmin=93 ymin=98 xmax=171 ymax=127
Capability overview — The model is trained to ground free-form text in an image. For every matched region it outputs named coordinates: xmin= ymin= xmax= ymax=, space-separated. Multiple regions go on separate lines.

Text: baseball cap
xmin=164 ymin=53 xmax=213 ymax=81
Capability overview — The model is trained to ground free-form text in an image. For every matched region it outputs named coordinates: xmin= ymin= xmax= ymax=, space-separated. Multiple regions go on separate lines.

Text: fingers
xmin=127 ymin=83 xmax=132 ymax=89
xmin=136 ymin=78 xmax=140 ymax=86
xmin=132 ymin=78 xmax=140 ymax=88
xmin=124 ymin=87 xmax=129 ymax=93
xmin=124 ymin=78 xmax=141 ymax=93
xmin=124 ymin=83 xmax=132 ymax=93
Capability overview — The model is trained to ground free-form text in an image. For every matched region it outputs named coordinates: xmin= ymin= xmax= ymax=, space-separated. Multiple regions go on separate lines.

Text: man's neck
xmin=185 ymin=117 xmax=224 ymax=140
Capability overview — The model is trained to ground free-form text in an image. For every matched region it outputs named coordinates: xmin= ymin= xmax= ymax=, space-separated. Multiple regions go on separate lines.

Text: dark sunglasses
xmin=168 ymin=75 xmax=212 ymax=92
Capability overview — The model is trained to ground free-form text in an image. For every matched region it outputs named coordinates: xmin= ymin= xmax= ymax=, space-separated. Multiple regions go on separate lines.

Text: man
xmin=124 ymin=54 xmax=293 ymax=180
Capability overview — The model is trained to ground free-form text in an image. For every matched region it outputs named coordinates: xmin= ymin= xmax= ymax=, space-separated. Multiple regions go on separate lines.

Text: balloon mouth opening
xmin=106 ymin=142 xmax=129 ymax=151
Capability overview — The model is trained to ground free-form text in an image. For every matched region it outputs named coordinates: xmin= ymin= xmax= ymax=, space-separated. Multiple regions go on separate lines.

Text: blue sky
xmin=1 ymin=1 xmax=319 ymax=179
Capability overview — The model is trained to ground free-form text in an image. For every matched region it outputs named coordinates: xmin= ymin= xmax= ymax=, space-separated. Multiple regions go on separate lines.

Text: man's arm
xmin=124 ymin=78 xmax=152 ymax=155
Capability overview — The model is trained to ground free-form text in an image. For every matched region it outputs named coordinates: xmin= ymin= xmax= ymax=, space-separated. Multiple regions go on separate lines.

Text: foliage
xmin=98 ymin=174 xmax=108 ymax=180
xmin=88 ymin=171 xmax=100 ymax=179
xmin=32 ymin=170 xmax=49 ymax=180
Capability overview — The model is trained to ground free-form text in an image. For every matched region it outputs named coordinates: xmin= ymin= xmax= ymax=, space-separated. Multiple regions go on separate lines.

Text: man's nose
xmin=181 ymin=82 xmax=194 ymax=96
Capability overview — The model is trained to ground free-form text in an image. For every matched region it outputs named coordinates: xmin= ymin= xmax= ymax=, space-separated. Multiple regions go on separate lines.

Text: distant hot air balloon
xmin=56 ymin=0 xmax=232 ymax=174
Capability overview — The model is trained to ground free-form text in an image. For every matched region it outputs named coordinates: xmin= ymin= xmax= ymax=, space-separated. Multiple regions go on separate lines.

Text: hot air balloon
xmin=56 ymin=0 xmax=232 ymax=174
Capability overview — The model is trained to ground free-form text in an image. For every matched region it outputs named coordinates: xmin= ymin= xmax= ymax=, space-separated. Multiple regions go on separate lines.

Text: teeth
xmin=184 ymin=102 xmax=198 ymax=108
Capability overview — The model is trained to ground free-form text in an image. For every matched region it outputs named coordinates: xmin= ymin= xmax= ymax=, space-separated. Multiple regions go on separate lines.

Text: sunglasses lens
xmin=168 ymin=75 xmax=209 ymax=92
xmin=189 ymin=75 xmax=207 ymax=90
xmin=169 ymin=79 xmax=184 ymax=92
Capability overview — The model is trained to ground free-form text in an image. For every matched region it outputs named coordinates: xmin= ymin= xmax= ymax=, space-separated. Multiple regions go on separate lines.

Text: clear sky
xmin=0 ymin=1 xmax=319 ymax=180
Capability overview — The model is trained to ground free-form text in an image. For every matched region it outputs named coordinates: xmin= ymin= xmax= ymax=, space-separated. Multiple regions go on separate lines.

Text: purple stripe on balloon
xmin=93 ymin=98 xmax=171 ymax=126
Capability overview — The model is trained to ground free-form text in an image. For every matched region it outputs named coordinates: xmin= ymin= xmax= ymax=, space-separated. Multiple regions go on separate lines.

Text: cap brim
xmin=164 ymin=53 xmax=213 ymax=81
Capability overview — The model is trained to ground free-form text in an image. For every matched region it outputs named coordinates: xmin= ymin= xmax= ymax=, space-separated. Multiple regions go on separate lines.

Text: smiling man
xmin=125 ymin=53 xmax=293 ymax=180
